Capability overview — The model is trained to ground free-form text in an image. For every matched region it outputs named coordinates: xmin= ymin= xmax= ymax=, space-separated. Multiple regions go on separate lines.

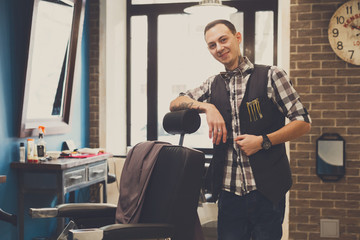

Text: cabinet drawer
xmin=64 ymin=168 xmax=86 ymax=187
xmin=89 ymin=163 xmax=107 ymax=181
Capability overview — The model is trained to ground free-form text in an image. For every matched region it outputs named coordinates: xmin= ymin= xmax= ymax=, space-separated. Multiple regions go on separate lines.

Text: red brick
xmin=311 ymin=36 xmax=328 ymax=44
xmin=297 ymin=223 xmax=319 ymax=232
xmin=298 ymin=45 xmax=322 ymax=52
xmin=321 ymin=61 xmax=347 ymax=69
xmin=347 ymin=193 xmax=360 ymax=201
xmin=291 ymin=5 xmax=312 ymax=13
xmin=322 ymin=192 xmax=346 ymax=200
xmin=322 ymin=77 xmax=346 ymax=85
xmin=310 ymin=119 xmax=335 ymax=126
xmin=291 ymin=21 xmax=311 ymax=29
xmin=312 ymin=53 xmax=336 ymax=60
xmin=297 ymin=207 xmax=320 ymax=216
xmin=297 ymin=61 xmax=321 ymax=69
xmin=323 ymin=110 xmax=346 ymax=118
xmin=298 ymin=12 xmax=322 ymax=20
xmin=335 ymin=201 xmax=359 ymax=209
xmin=291 ymin=37 xmax=311 ymax=45
xmin=336 ymin=119 xmax=360 ymax=126
xmin=291 ymin=199 xmax=310 ymax=208
xmin=346 ymin=210 xmax=360 ymax=218
xmin=310 ymin=184 xmax=334 ymax=192
xmin=289 ymin=232 xmax=308 ymax=240
xmin=338 ymin=69 xmax=360 ymax=76
xmin=297 ymin=191 xmax=322 ymax=199
xmin=310 ymin=200 xmax=334 ymax=208
xmin=322 ymin=208 xmax=346 ymax=216
xmin=312 ymin=70 xmax=336 ymax=77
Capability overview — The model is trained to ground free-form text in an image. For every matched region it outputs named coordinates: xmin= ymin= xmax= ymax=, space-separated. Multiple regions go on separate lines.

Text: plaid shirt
xmin=183 ymin=57 xmax=311 ymax=196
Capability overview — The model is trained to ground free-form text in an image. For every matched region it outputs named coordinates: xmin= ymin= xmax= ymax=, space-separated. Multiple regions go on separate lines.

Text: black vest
xmin=205 ymin=65 xmax=292 ymax=204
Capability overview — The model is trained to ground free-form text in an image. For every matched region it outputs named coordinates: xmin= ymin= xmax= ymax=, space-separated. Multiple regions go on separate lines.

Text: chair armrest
xmin=29 ymin=208 xmax=59 ymax=218
xmin=30 ymin=203 xmax=117 ymax=219
xmin=100 ymin=223 xmax=174 ymax=240
xmin=57 ymin=203 xmax=117 ymax=218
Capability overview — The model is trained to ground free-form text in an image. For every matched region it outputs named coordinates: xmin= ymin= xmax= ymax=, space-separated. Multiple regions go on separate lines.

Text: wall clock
xmin=328 ymin=0 xmax=360 ymax=65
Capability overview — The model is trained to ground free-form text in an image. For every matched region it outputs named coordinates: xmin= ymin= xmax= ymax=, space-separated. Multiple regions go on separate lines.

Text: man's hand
xmin=205 ymin=104 xmax=227 ymax=145
xmin=234 ymin=134 xmax=262 ymax=156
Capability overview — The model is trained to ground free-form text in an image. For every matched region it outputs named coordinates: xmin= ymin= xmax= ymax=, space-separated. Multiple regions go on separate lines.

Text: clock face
xmin=328 ymin=0 xmax=360 ymax=65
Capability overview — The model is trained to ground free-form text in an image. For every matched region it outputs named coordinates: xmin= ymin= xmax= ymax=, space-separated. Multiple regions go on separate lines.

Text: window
xmin=127 ymin=0 xmax=278 ymax=149
xmin=157 ymin=13 xmax=244 ymax=148
xmin=255 ymin=11 xmax=274 ymax=65
xmin=130 ymin=16 xmax=148 ymax=145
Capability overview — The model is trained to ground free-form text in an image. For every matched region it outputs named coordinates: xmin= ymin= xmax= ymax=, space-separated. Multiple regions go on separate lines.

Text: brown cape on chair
xmin=116 ymin=141 xmax=170 ymax=224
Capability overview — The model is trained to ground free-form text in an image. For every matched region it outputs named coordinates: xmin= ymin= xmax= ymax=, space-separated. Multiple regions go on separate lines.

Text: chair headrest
xmin=163 ymin=109 xmax=201 ymax=135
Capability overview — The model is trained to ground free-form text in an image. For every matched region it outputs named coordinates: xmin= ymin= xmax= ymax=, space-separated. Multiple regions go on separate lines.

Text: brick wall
xmin=88 ymin=0 xmax=100 ymax=202
xmin=289 ymin=0 xmax=360 ymax=239
xmin=88 ymin=0 xmax=100 ymax=148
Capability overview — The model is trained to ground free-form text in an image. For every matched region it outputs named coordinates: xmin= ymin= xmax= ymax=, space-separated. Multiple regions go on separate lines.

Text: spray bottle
xmin=37 ymin=126 xmax=46 ymax=159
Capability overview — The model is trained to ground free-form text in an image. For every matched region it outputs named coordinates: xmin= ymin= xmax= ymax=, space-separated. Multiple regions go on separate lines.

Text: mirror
xmin=316 ymin=133 xmax=346 ymax=182
xmin=19 ymin=0 xmax=85 ymax=137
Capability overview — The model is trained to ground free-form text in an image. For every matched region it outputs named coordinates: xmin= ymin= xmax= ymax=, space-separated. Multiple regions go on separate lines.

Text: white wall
xmin=278 ymin=0 xmax=291 ymax=239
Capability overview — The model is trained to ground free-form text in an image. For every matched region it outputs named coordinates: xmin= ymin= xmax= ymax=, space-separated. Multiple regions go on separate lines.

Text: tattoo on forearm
xmin=172 ymin=102 xmax=200 ymax=111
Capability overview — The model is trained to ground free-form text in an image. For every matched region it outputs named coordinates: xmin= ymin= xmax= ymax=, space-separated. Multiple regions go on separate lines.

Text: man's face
xmin=205 ymin=24 xmax=242 ymax=71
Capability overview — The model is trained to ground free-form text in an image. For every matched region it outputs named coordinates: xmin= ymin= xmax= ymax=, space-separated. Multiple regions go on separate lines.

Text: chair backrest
xmin=139 ymin=110 xmax=204 ymax=239
xmin=115 ymin=110 xmax=204 ymax=239
xmin=139 ymin=145 xmax=204 ymax=240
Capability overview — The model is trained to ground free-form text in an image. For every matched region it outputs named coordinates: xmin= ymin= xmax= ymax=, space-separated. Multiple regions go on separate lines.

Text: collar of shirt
xmin=220 ymin=56 xmax=254 ymax=81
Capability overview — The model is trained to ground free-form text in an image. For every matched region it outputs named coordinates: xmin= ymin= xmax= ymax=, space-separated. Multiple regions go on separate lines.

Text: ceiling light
xmin=184 ymin=0 xmax=237 ymax=15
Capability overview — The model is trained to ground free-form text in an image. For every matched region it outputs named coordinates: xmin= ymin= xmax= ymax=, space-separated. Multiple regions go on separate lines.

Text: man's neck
xmin=226 ymin=55 xmax=243 ymax=71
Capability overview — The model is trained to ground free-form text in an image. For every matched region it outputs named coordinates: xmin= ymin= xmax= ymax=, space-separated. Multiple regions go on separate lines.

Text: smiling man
xmin=169 ymin=19 xmax=311 ymax=240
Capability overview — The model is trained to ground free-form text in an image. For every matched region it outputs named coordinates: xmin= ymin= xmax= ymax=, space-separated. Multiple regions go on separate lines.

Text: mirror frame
xmin=316 ymin=133 xmax=346 ymax=182
xmin=19 ymin=0 xmax=86 ymax=138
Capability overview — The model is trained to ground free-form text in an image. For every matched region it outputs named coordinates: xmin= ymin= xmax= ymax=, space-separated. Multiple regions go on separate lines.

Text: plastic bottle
xmin=27 ymin=138 xmax=37 ymax=163
xmin=37 ymin=126 xmax=46 ymax=158
xmin=33 ymin=144 xmax=38 ymax=163
xmin=19 ymin=142 xmax=25 ymax=163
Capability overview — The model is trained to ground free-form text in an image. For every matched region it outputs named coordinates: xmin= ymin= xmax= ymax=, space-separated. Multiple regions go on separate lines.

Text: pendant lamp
xmin=184 ymin=0 xmax=237 ymax=15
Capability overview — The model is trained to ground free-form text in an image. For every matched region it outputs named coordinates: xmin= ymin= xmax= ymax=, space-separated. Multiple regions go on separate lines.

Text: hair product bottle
xmin=27 ymin=138 xmax=38 ymax=163
xmin=37 ymin=126 xmax=46 ymax=159
xmin=19 ymin=142 xmax=25 ymax=163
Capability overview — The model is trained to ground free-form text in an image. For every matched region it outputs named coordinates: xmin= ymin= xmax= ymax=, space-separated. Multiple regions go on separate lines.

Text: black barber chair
xmin=30 ymin=109 xmax=205 ymax=240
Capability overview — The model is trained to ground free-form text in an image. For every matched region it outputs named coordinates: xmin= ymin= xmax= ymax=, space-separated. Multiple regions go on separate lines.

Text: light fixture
xmin=184 ymin=0 xmax=237 ymax=16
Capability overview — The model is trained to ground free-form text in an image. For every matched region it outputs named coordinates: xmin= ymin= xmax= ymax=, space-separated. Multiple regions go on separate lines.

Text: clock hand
xmin=351 ymin=24 xmax=360 ymax=31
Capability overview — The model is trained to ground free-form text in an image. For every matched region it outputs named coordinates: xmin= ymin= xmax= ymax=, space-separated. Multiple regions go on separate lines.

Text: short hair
xmin=204 ymin=19 xmax=237 ymax=36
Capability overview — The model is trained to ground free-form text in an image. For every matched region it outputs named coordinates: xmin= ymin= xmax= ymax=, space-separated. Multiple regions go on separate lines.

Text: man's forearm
xmin=267 ymin=120 xmax=311 ymax=146
xmin=170 ymin=95 xmax=228 ymax=144
xmin=170 ymin=96 xmax=209 ymax=113
xmin=235 ymin=120 xmax=311 ymax=156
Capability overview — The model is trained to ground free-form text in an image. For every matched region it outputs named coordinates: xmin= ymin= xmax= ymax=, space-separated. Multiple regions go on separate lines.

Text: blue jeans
xmin=217 ymin=190 xmax=285 ymax=240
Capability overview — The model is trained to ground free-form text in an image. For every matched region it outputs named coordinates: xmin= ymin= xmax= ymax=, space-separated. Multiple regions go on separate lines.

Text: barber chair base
xmin=198 ymin=203 xmax=218 ymax=240
xmin=197 ymin=203 xmax=217 ymax=227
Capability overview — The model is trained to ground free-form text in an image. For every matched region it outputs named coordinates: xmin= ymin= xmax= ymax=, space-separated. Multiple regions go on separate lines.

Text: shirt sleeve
xmin=180 ymin=75 xmax=215 ymax=103
xmin=268 ymin=66 xmax=311 ymax=123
